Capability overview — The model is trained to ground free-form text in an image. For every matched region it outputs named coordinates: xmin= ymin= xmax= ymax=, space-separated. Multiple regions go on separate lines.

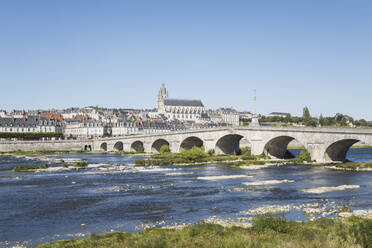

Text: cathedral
xmin=157 ymin=84 xmax=205 ymax=121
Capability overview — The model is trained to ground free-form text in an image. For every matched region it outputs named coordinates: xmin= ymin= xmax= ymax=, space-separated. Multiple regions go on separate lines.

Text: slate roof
xmin=163 ymin=99 xmax=204 ymax=107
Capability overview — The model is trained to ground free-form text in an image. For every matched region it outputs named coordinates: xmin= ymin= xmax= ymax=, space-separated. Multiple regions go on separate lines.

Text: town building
xmin=0 ymin=116 xmax=63 ymax=134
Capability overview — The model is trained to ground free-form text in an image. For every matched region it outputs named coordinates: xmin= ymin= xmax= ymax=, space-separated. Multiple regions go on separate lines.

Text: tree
xmin=180 ymin=146 xmax=207 ymax=162
xmin=160 ymin=145 xmax=170 ymax=154
xmin=303 ymin=107 xmax=311 ymax=119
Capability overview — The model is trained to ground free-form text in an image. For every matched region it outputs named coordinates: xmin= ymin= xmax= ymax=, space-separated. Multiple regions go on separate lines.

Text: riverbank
xmin=133 ymin=147 xmax=313 ymax=167
xmin=327 ymin=162 xmax=372 ymax=171
xmin=39 ymin=216 xmax=372 ymax=248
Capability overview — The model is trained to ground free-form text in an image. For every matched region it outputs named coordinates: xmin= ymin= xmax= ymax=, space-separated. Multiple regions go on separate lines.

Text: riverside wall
xmin=0 ymin=140 xmax=90 ymax=152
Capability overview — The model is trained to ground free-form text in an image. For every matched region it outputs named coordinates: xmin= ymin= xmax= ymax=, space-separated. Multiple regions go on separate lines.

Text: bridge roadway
xmin=1 ymin=126 xmax=372 ymax=163
xmin=91 ymin=126 xmax=372 ymax=163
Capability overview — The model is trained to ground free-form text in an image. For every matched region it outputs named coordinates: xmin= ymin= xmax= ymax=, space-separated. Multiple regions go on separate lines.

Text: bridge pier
xmin=305 ymin=143 xmax=326 ymax=163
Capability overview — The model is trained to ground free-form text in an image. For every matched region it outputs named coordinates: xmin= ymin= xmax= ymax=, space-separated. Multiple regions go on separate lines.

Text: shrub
xmin=72 ymin=162 xmax=88 ymax=168
xmin=339 ymin=206 xmax=352 ymax=213
xmin=13 ymin=165 xmax=39 ymax=172
xmin=62 ymin=164 xmax=68 ymax=168
xmin=291 ymin=150 xmax=312 ymax=163
xmin=40 ymin=164 xmax=49 ymax=169
xmin=207 ymin=149 xmax=215 ymax=156
xmin=180 ymin=146 xmax=207 ymax=162
xmin=240 ymin=146 xmax=251 ymax=155
xmin=242 ymin=153 xmax=257 ymax=161
xmin=252 ymin=215 xmax=291 ymax=234
xmin=233 ymin=161 xmax=245 ymax=167
xmin=159 ymin=145 xmax=170 ymax=154
xmin=350 ymin=217 xmax=372 ymax=248
xmin=134 ymin=160 xmax=146 ymax=166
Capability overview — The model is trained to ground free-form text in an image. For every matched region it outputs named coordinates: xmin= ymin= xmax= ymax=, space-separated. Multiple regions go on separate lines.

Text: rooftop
xmin=164 ymin=98 xmax=204 ymax=107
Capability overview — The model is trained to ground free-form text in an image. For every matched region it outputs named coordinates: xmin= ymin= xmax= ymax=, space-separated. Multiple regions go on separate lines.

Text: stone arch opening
xmin=263 ymin=136 xmax=303 ymax=159
xmin=100 ymin=142 xmax=107 ymax=151
xmin=84 ymin=145 xmax=92 ymax=151
xmin=114 ymin=141 xmax=124 ymax=151
xmin=324 ymin=139 xmax=360 ymax=162
xmin=131 ymin=141 xmax=144 ymax=152
xmin=151 ymin=139 xmax=170 ymax=153
xmin=215 ymin=134 xmax=243 ymax=154
xmin=180 ymin=136 xmax=204 ymax=151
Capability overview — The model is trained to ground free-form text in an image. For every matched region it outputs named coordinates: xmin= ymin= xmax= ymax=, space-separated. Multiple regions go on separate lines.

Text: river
xmin=1 ymin=148 xmax=372 ymax=247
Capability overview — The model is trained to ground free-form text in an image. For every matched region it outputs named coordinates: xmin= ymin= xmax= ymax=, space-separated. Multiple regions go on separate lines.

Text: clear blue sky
xmin=1 ymin=1 xmax=371 ymax=120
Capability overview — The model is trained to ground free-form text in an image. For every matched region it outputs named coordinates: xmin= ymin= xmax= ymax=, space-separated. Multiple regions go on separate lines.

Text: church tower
xmin=157 ymin=83 xmax=168 ymax=113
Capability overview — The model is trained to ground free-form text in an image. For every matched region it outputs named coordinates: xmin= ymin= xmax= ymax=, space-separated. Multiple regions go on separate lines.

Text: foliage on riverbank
xmin=289 ymin=150 xmax=313 ymax=164
xmin=13 ymin=164 xmax=49 ymax=172
xmin=39 ymin=216 xmax=372 ymax=248
xmin=134 ymin=146 xmax=269 ymax=166
xmin=114 ymin=151 xmax=145 ymax=155
xmin=72 ymin=162 xmax=88 ymax=168
xmin=335 ymin=162 xmax=372 ymax=170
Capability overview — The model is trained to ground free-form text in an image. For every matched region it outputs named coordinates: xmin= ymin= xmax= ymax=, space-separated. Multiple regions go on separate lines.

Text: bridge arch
xmin=151 ymin=139 xmax=170 ymax=153
xmin=263 ymin=136 xmax=304 ymax=159
xmin=180 ymin=136 xmax=204 ymax=151
xmin=215 ymin=134 xmax=243 ymax=154
xmin=113 ymin=141 xmax=124 ymax=151
xmin=84 ymin=144 xmax=92 ymax=151
xmin=131 ymin=140 xmax=144 ymax=152
xmin=100 ymin=142 xmax=107 ymax=151
xmin=324 ymin=139 xmax=360 ymax=162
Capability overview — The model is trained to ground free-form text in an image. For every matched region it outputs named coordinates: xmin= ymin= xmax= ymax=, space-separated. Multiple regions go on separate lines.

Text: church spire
xmin=249 ymin=89 xmax=260 ymax=127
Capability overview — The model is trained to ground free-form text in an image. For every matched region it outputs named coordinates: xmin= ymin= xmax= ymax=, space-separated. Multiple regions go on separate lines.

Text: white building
xmin=218 ymin=108 xmax=240 ymax=127
xmin=157 ymin=84 xmax=205 ymax=122
xmin=63 ymin=121 xmax=104 ymax=138
xmin=111 ymin=122 xmax=140 ymax=136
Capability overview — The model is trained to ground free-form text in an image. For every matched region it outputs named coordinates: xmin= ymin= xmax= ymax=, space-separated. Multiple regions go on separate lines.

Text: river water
xmin=1 ymin=148 xmax=372 ymax=247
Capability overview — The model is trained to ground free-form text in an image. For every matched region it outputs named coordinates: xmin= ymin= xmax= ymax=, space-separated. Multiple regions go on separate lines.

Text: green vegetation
xmin=290 ymin=150 xmax=313 ymax=164
xmin=13 ymin=164 xmax=49 ymax=172
xmin=159 ymin=145 xmax=170 ymax=154
xmin=0 ymin=132 xmax=63 ymax=139
xmin=334 ymin=162 xmax=372 ymax=170
xmin=133 ymin=147 xmax=271 ymax=166
xmin=339 ymin=206 xmax=353 ymax=213
xmin=39 ymin=216 xmax=372 ymax=248
xmin=207 ymin=149 xmax=215 ymax=156
xmin=253 ymin=106 xmax=372 ymax=128
xmin=115 ymin=151 xmax=143 ymax=155
xmin=62 ymin=164 xmax=68 ymax=168
xmin=351 ymin=145 xmax=372 ymax=149
xmin=72 ymin=162 xmax=88 ymax=168
xmin=134 ymin=159 xmax=146 ymax=166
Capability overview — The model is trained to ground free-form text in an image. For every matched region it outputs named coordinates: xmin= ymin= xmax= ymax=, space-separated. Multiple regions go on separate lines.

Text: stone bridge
xmin=90 ymin=126 xmax=372 ymax=163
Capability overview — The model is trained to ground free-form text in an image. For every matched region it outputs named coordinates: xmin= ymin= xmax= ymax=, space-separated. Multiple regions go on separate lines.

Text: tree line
xmin=245 ymin=107 xmax=372 ymax=128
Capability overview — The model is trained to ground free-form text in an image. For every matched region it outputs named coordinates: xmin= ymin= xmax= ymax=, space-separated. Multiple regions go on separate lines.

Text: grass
xmin=39 ymin=216 xmax=372 ymax=248
xmin=334 ymin=162 xmax=372 ymax=170
xmin=13 ymin=164 xmax=49 ymax=172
